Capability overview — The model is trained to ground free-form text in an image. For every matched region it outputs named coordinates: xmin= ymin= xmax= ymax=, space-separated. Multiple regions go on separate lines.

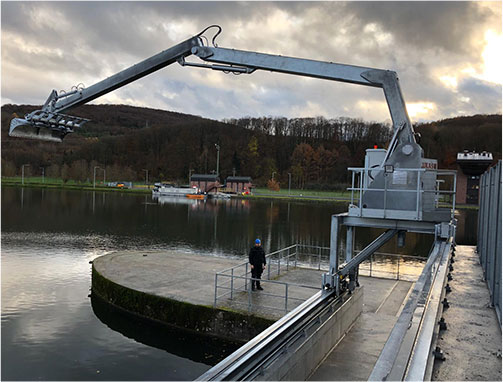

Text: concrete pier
xmin=92 ymin=250 xmax=272 ymax=341
xmin=92 ymin=250 xmax=330 ymax=341
xmin=92 ymin=250 xmax=401 ymax=344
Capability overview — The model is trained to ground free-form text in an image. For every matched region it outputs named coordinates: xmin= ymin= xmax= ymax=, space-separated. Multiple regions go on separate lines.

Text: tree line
xmin=1 ymin=104 xmax=501 ymax=189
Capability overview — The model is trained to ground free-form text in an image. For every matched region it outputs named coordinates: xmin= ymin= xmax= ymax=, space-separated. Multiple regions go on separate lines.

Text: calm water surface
xmin=1 ymin=187 xmax=477 ymax=380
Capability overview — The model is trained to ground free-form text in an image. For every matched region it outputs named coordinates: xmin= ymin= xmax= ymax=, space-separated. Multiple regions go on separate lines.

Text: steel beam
xmin=339 ymin=229 xmax=397 ymax=276
xmin=368 ymin=239 xmax=448 ymax=381
xmin=346 ymin=226 xmax=354 ymax=263
xmin=340 ymin=213 xmax=436 ymax=234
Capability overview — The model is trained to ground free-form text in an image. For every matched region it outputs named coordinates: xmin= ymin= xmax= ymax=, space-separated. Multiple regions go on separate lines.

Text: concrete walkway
xmin=93 ymin=250 xmax=411 ymax=324
xmin=94 ymin=250 xmax=241 ymax=306
xmin=432 ymin=245 xmax=501 ymax=381
xmin=309 ymin=277 xmax=413 ymax=381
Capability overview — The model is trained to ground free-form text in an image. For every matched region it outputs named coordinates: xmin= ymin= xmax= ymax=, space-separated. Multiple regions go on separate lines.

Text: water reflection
xmin=91 ymin=294 xmax=241 ymax=365
xmin=3 ymin=187 xmax=475 ymax=258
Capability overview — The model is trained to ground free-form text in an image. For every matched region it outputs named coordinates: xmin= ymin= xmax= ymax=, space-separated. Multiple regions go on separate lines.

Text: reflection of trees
xmin=2 ymin=187 xmax=466 ymax=262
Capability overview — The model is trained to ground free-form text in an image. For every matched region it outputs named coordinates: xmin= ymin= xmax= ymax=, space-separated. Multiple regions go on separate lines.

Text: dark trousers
xmin=251 ymin=267 xmax=263 ymax=289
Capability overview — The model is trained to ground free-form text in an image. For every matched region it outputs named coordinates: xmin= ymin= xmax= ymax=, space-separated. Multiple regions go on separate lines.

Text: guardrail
xmin=347 ymin=167 xmax=457 ymax=220
xmin=213 ymin=244 xmax=320 ymax=315
xmin=214 ymin=244 xmax=426 ymax=314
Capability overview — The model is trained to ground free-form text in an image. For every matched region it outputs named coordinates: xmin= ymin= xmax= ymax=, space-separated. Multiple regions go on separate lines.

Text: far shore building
xmin=190 ymin=174 xmax=220 ymax=193
xmin=226 ymin=176 xmax=253 ymax=193
xmin=456 ymin=150 xmax=493 ymax=205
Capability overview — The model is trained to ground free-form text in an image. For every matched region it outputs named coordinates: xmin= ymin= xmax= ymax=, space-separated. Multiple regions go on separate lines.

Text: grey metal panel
xmin=346 ymin=226 xmax=354 ymax=263
xmin=495 ymin=162 xmax=502 ymax=322
xmin=487 ymin=168 xmax=497 ymax=290
xmin=477 ymin=160 xmax=502 ymax=326
xmin=341 ymin=214 xmax=436 ymax=234
xmin=329 ymin=215 xmax=342 ymax=289
xmin=476 ymin=171 xmax=485 ymax=253
xmin=195 ymin=46 xmax=381 ymax=86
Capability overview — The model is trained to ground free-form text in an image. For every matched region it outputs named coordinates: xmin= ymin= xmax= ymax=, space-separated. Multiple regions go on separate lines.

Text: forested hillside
xmin=1 ymin=104 xmax=501 ymax=189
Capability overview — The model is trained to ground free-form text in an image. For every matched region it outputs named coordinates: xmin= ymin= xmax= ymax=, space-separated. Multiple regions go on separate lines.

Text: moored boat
xmin=152 ymin=183 xmax=199 ymax=197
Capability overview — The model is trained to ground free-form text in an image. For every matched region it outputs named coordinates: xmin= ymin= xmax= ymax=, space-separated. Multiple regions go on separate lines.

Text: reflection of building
xmin=456 ymin=151 xmax=493 ymax=205
xmin=190 ymin=174 xmax=220 ymax=193
xmin=226 ymin=176 xmax=252 ymax=193
xmin=153 ymin=195 xmax=199 ymax=206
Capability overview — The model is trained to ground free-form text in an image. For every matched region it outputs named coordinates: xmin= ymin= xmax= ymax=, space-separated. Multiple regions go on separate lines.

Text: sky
xmin=1 ymin=1 xmax=502 ymax=124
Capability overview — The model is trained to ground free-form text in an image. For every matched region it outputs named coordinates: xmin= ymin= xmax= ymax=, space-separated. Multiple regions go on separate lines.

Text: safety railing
xmin=213 ymin=244 xmax=319 ymax=315
xmin=347 ymin=167 xmax=457 ymax=220
xmin=214 ymin=244 xmax=426 ymax=314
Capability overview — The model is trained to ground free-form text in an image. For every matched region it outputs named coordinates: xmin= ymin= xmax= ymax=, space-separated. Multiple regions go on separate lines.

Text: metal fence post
xmin=295 ymin=244 xmax=298 ymax=268
xmin=230 ymin=268 xmax=234 ymax=299
xmin=285 ymin=283 xmax=289 ymax=313
xmin=277 ymin=252 xmax=281 ymax=276
xmin=248 ymin=278 xmax=252 ymax=313
xmin=267 ymin=259 xmax=271 ymax=280
xmin=214 ymin=274 xmax=218 ymax=308
xmin=245 ymin=263 xmax=248 ymax=289
xmin=287 ymin=248 xmax=290 ymax=271
xmin=318 ymin=247 xmax=321 ymax=270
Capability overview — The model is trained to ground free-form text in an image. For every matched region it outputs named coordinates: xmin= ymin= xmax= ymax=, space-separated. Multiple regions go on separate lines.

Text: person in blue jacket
xmin=249 ymin=239 xmax=266 ymax=290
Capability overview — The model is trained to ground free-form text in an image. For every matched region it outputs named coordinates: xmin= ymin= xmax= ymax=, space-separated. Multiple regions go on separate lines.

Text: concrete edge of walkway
xmin=91 ymin=254 xmax=275 ymax=342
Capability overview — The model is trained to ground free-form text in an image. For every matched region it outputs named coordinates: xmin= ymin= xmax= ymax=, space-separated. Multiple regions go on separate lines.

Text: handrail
xmin=214 ymin=244 xmax=428 ymax=313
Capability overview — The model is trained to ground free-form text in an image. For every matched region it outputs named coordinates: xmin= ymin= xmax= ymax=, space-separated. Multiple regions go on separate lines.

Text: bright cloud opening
xmin=480 ymin=29 xmax=503 ymax=84
xmin=406 ymin=102 xmax=436 ymax=119
xmin=439 ymin=75 xmax=458 ymax=89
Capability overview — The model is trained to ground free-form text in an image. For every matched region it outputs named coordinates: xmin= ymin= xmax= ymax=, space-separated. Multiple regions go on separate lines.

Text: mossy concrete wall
xmin=92 ymin=265 xmax=274 ymax=342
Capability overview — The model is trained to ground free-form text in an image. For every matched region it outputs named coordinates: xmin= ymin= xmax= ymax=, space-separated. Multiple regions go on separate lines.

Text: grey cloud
xmin=345 ymin=1 xmax=491 ymax=58
xmin=1 ymin=2 xmax=501 ymax=122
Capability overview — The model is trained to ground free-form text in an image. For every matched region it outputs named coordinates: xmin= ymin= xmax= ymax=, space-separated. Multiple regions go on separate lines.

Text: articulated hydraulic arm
xmin=9 ymin=25 xmax=418 ymax=156
xmin=9 ymin=25 xmax=432 ymax=295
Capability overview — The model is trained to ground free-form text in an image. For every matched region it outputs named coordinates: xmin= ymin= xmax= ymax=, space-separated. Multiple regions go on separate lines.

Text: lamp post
xmin=93 ymin=166 xmax=100 ymax=189
xmin=22 ymin=164 xmax=30 ymax=185
xmin=103 ymin=167 xmax=106 ymax=185
xmin=288 ymin=172 xmax=292 ymax=195
xmin=142 ymin=169 xmax=149 ymax=185
xmin=40 ymin=167 xmax=45 ymax=183
xmin=214 ymin=144 xmax=220 ymax=176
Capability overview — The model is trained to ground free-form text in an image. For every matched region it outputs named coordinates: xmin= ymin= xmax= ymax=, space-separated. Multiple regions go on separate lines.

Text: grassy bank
xmin=1 ymin=177 xmax=478 ymax=209
xmin=243 ymin=187 xmax=352 ymax=203
xmin=1 ymin=176 xmax=152 ymax=194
